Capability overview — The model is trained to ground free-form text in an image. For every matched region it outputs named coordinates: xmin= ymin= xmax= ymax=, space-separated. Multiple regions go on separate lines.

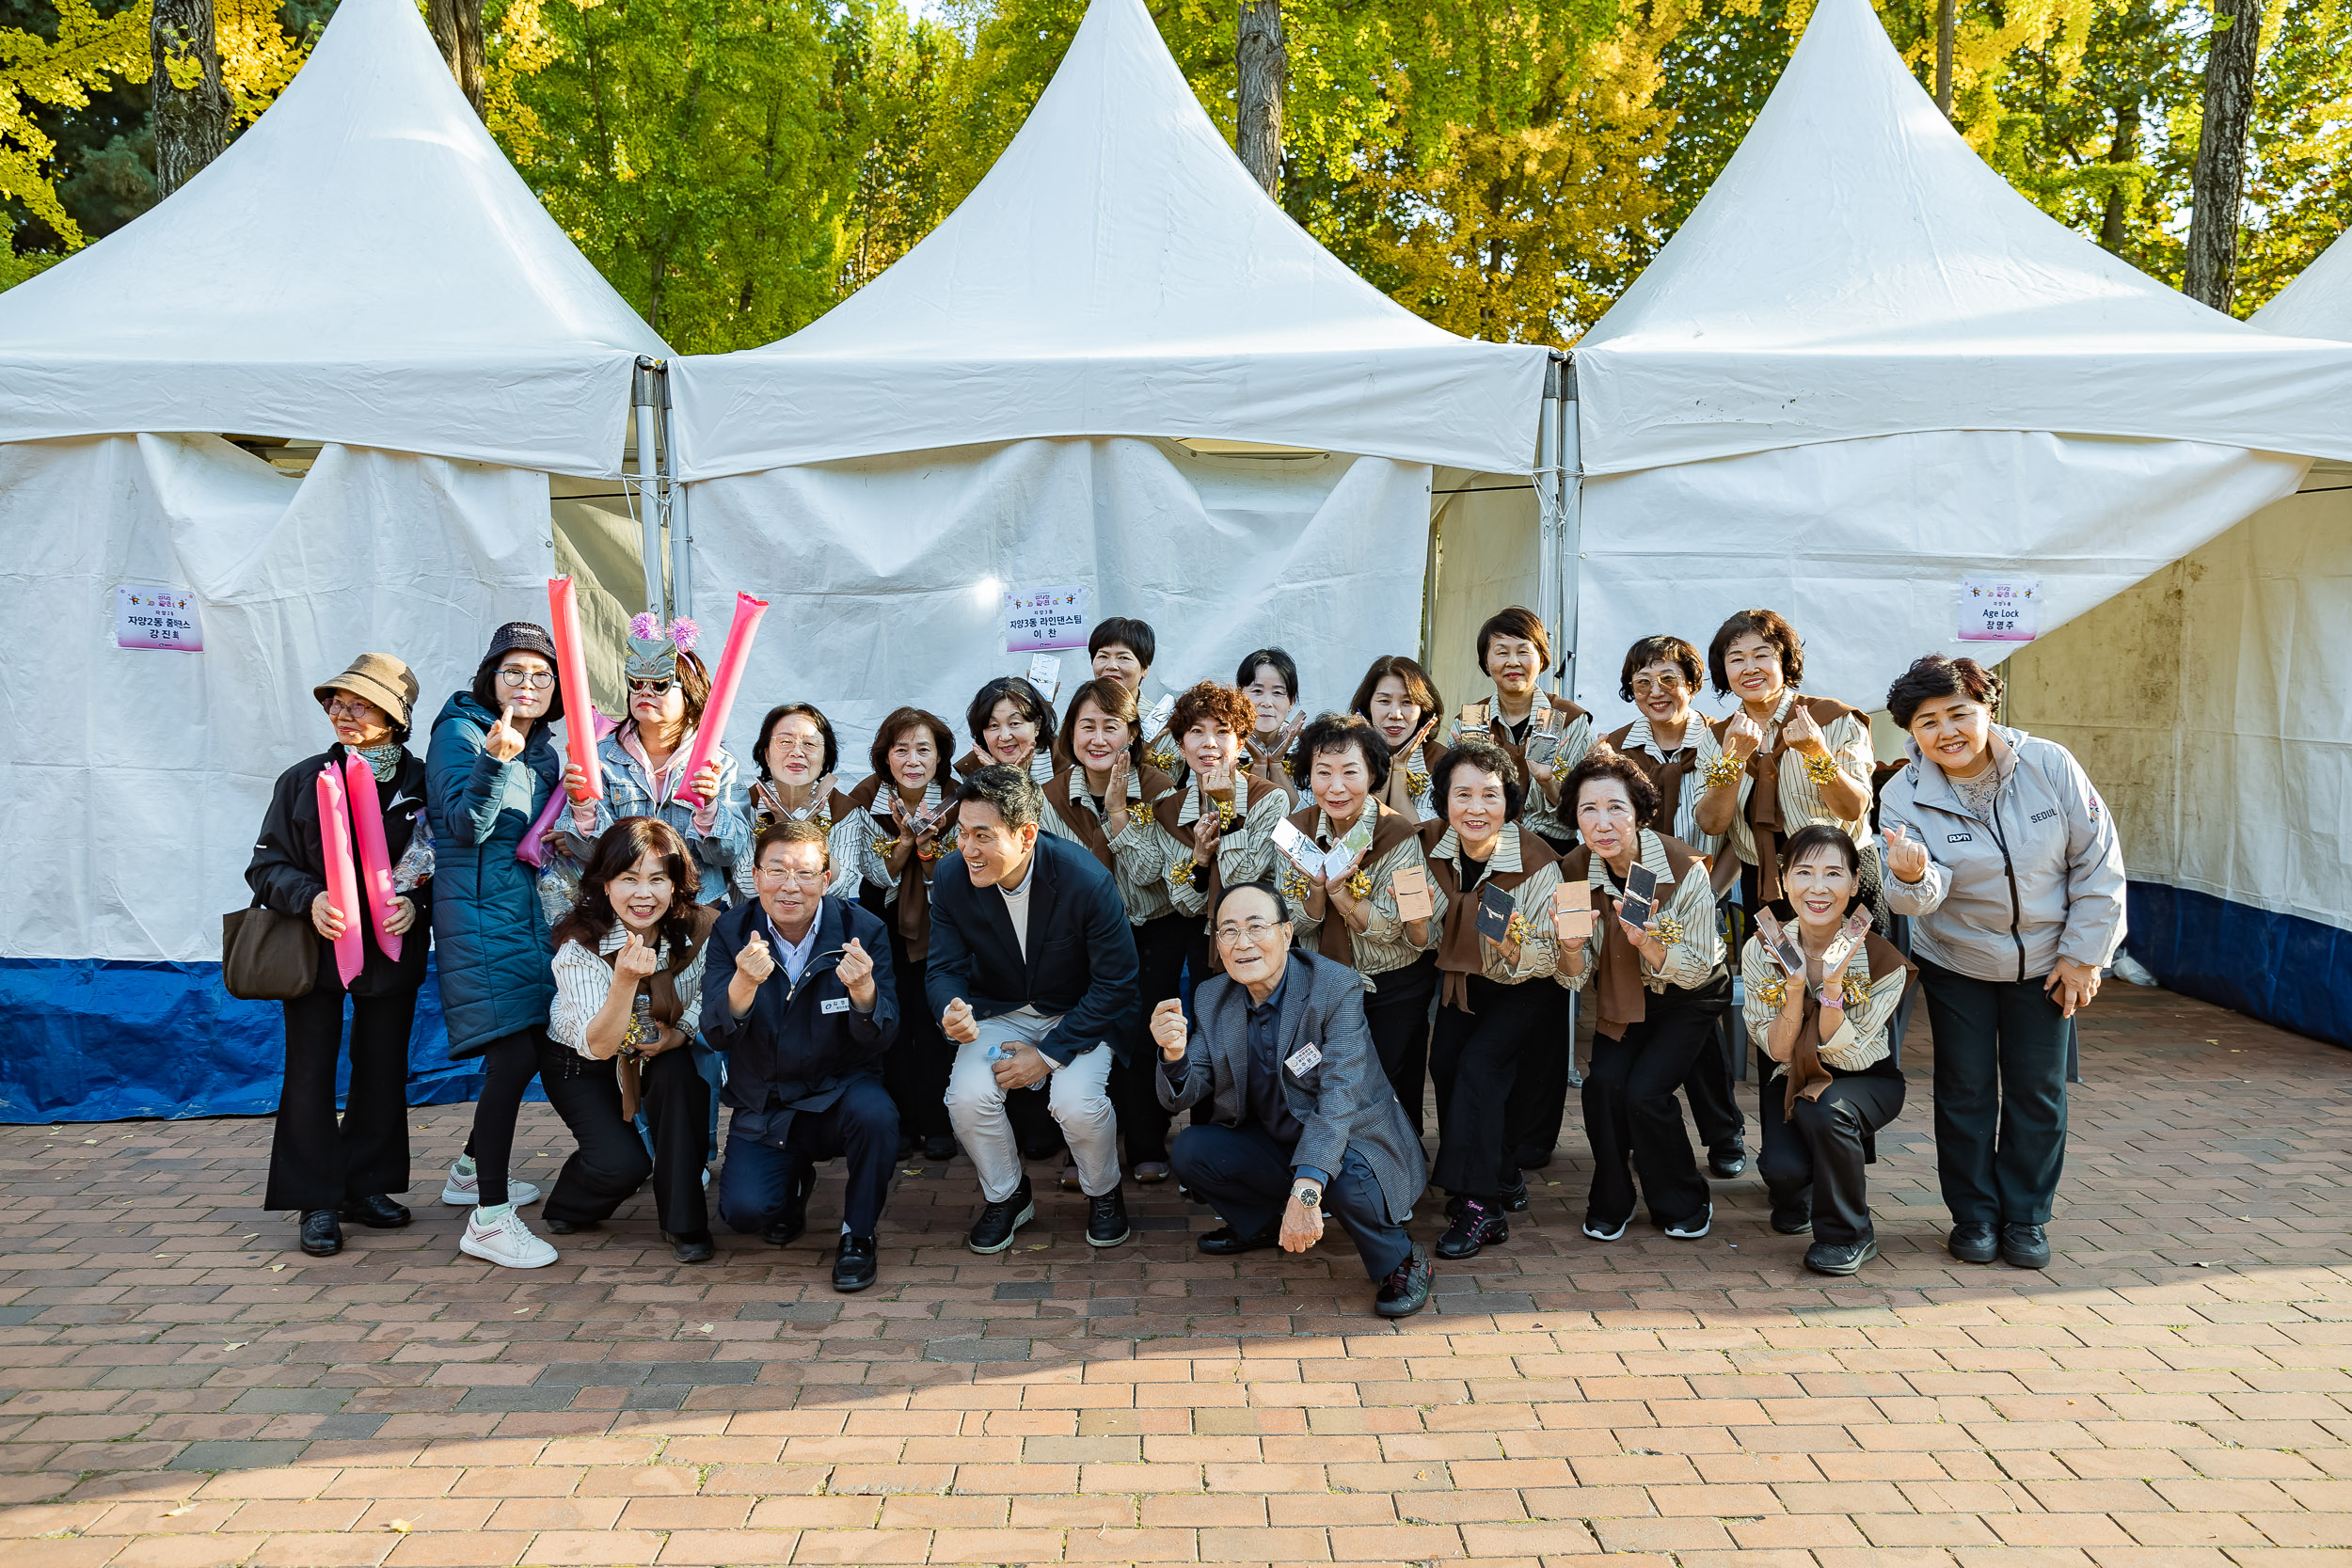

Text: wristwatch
xmin=1291 ymin=1184 xmax=1321 ymax=1208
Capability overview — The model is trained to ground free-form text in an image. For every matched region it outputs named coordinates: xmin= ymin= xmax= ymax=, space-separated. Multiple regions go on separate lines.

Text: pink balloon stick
xmin=315 ymin=766 xmax=366 ymax=989
xmin=342 ymin=753 xmax=403 ymax=965
xmin=675 ymin=592 xmax=769 ymax=811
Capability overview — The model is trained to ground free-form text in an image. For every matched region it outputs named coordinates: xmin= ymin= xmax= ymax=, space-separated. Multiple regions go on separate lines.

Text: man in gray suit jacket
xmin=1152 ymin=881 xmax=1433 ymax=1318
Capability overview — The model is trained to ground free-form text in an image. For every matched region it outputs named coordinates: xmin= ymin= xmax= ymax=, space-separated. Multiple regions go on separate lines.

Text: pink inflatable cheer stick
xmin=675 ymin=592 xmax=769 ymax=811
xmin=548 ymin=576 xmax=603 ymax=801
xmin=342 ymin=752 xmax=402 ymax=964
xmin=316 ymin=766 xmax=366 ymax=989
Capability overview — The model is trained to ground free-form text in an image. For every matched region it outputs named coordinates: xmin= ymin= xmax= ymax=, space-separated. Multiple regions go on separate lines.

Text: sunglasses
xmin=628 ymin=677 xmax=675 ymax=695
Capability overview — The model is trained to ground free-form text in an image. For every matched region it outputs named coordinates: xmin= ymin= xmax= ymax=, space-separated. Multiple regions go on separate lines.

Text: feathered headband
xmin=625 ymin=613 xmax=702 ymax=683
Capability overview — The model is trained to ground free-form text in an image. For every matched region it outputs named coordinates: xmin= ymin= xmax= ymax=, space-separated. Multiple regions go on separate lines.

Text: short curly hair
xmin=1170 ymin=679 xmax=1255 ymax=746
xmin=1290 ymin=711 xmax=1391 ymax=796
xmin=1618 ymin=635 xmax=1703 ymax=705
xmin=1563 ymin=742 xmax=1661 ymax=829
xmin=1886 ymin=654 xmax=2003 ymax=729
xmin=1430 ymin=737 xmax=1524 ymax=824
xmin=1707 ymin=609 xmax=1804 ymax=697
xmin=866 ymin=706 xmax=955 ymax=782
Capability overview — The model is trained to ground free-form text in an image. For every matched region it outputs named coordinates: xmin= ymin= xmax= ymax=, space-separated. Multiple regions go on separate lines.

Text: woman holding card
xmin=956 ymin=676 xmax=1059 ymax=786
xmin=248 ymin=654 xmax=433 ymax=1259
xmin=1455 ymin=608 xmax=1593 ymax=848
xmin=1279 ymin=713 xmax=1443 ymax=1129
xmin=1042 ymin=678 xmax=1187 ymax=1180
xmin=1419 ymin=737 xmax=1568 ymax=1258
xmin=834 ymin=706 xmax=963 ymax=1163
xmin=1692 ymin=610 xmax=1878 ymax=916
xmin=1160 ymin=680 xmax=1294 ymax=979
xmin=1741 ymin=825 xmax=1915 ymax=1275
xmin=1351 ymin=656 xmax=1446 ymax=824
xmin=1236 ymin=647 xmax=1305 ymax=800
xmin=1557 ymin=746 xmax=1728 ymax=1243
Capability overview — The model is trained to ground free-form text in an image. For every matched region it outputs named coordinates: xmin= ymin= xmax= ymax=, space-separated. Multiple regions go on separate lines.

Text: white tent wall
xmin=2003 ymin=468 xmax=2352 ymax=1049
xmin=1424 ymin=471 xmax=1541 ymax=713
xmin=0 ymin=435 xmax=557 ymax=1120
xmin=679 ymin=438 xmax=1433 ymax=759
xmin=1570 ymin=432 xmax=2310 ymax=720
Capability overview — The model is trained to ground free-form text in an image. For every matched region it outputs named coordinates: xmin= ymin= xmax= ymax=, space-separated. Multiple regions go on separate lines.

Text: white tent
xmin=1562 ymin=0 xmax=2345 ymax=722
xmin=0 ymin=0 xmax=665 ymax=1121
xmin=664 ymin=0 xmax=1554 ymax=758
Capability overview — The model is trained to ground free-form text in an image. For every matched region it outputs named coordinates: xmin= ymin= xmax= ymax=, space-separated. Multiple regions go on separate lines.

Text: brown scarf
xmin=1780 ymin=931 xmax=1913 ymax=1120
xmin=1556 ymin=832 xmax=1707 ymax=1040
xmin=1153 ymin=776 xmax=1251 ymax=920
xmin=1422 ymin=822 xmax=1558 ymax=1011
xmin=600 ymin=906 xmax=719 ymax=1118
xmin=1715 ymin=694 xmax=1860 ymax=903
xmin=845 ymin=775 xmax=958 ymax=961
xmin=1285 ymin=800 xmax=1422 ymax=964
xmin=1469 ymin=694 xmax=1589 ymax=788
xmin=1605 ymin=721 xmax=1699 ymax=832
xmin=1044 ymin=761 xmax=1175 ymax=875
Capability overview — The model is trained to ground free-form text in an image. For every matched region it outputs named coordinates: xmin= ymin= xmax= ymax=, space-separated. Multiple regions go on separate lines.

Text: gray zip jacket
xmin=1879 ymin=724 xmax=2126 ymax=983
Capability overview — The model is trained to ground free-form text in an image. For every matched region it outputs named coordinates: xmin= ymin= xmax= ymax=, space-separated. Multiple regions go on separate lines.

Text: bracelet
xmin=1700 ymin=753 xmax=1744 ymax=790
xmin=1802 ymin=752 xmax=1842 ymax=785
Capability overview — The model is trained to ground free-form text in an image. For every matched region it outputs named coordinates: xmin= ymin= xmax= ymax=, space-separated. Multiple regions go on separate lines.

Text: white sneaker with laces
xmin=440 ymin=1162 xmax=542 ymax=1208
xmin=460 ymin=1206 xmax=557 ymax=1269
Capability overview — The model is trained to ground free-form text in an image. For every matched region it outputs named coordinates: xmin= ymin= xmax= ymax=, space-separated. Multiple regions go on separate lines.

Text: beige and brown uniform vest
xmin=601 ymin=905 xmax=720 ymax=1117
xmin=1420 ymin=820 xmax=1559 ymax=1011
xmin=1556 ymin=833 xmax=1708 ymax=1041
xmin=1708 ymin=694 xmax=1863 ymax=904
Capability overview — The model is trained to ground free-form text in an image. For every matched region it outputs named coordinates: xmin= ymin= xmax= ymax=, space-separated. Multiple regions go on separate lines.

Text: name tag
xmin=820 ymin=997 xmax=851 ymax=1015
xmin=1946 ymin=832 xmax=1973 ymax=844
xmin=1285 ymin=1042 xmax=1321 ymax=1076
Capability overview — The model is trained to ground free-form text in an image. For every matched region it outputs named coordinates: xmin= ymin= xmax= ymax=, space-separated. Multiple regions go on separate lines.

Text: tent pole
xmin=1559 ymin=354 xmax=1582 ymax=705
xmin=1535 ymin=357 xmax=1563 ymax=694
xmin=630 ymin=356 xmax=666 ymax=615
xmin=657 ymin=366 xmax=691 ymax=621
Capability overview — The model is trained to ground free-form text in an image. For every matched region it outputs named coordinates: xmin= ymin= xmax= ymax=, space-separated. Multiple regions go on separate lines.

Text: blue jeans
xmin=1170 ymin=1122 xmax=1411 ymax=1280
xmin=717 ymin=1077 xmax=898 ymax=1239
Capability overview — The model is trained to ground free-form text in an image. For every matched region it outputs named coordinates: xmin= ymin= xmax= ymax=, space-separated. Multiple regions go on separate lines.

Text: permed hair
xmin=1563 ymin=742 xmax=1662 ymax=829
xmin=1289 ymin=711 xmax=1391 ymax=796
xmin=752 ymin=703 xmax=839 ymax=782
xmin=1708 ymin=609 xmax=1805 ymax=697
xmin=1886 ymin=654 xmax=2004 ymax=729
xmin=1430 ymin=737 xmax=1524 ymax=824
xmin=1171 ymin=680 xmax=1256 ymax=747
xmin=1618 ymin=635 xmax=1704 ymax=705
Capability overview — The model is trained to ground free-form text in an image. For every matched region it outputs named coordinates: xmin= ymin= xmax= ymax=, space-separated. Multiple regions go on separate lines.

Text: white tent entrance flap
xmin=0 ymin=435 xmax=553 ymax=1121
xmin=686 ymin=438 xmax=1434 ymax=755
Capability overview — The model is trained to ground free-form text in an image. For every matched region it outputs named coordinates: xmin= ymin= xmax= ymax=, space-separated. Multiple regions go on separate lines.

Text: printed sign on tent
xmin=115 ymin=584 xmax=202 ymax=651
xmin=1003 ymin=584 xmax=1089 ymax=652
xmin=1957 ymin=577 xmax=2041 ymax=642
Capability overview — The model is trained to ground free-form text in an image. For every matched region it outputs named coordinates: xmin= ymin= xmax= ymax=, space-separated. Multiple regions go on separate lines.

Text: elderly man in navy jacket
xmin=701 ymin=819 xmax=899 ymax=1291
xmin=929 ymin=766 xmax=1140 ymax=1255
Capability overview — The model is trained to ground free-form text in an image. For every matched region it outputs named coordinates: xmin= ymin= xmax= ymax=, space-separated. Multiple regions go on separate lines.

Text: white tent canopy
xmin=668 ymin=0 xmax=1550 ymax=480
xmin=0 ymin=0 xmax=667 ymax=478
xmin=1570 ymin=0 xmax=2352 ymax=480
xmin=2250 ymin=228 xmax=2352 ymax=339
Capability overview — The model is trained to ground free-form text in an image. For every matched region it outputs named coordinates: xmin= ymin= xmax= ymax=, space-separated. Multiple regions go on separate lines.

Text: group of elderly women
xmin=249 ymin=601 xmax=2124 ymax=1279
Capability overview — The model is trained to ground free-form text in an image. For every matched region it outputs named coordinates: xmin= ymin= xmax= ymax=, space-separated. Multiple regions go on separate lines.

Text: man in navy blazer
xmin=928 ymin=765 xmax=1141 ymax=1254
xmin=701 ymin=820 xmax=899 ymax=1291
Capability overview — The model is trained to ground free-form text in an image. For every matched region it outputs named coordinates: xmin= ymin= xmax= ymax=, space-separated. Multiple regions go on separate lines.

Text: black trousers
xmin=878 ymin=919 xmax=953 ymax=1142
xmin=1681 ymin=1018 xmax=1746 ymax=1153
xmin=1918 ymin=958 xmax=2072 ymax=1225
xmin=718 ymin=1078 xmax=899 ymax=1239
xmin=538 ymin=1039 xmax=709 ymax=1235
xmin=1514 ymin=832 xmax=1584 ymax=1164
xmin=1581 ymin=993 xmax=1718 ymax=1229
xmin=1756 ymin=1067 xmax=1903 ymax=1246
xmin=1429 ymin=976 xmax=1556 ymax=1198
xmin=1112 ymin=913 xmax=1188 ymax=1165
xmin=1171 ymin=1122 xmax=1411 ymax=1281
xmin=1363 ymin=952 xmax=1439 ymax=1135
xmin=467 ymin=1026 xmax=545 ymax=1209
xmin=265 ymin=980 xmax=417 ymax=1212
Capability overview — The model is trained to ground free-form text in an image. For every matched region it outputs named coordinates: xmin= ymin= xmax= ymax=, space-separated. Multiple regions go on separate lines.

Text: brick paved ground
xmin=2 ymin=982 xmax=2349 ymax=1567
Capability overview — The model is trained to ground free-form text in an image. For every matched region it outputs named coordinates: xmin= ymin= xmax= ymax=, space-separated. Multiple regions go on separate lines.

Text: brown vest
xmin=1710 ymin=694 xmax=1861 ymax=903
xmin=1282 ymin=800 xmax=1422 ymax=965
xmin=1421 ymin=821 xmax=1559 ymax=1011
xmin=1780 ymin=932 xmax=1914 ymax=1119
xmin=1043 ymin=761 xmax=1176 ymax=876
xmin=1467 ymin=695 xmax=1589 ymax=799
xmin=599 ymin=906 xmax=719 ymax=1117
xmin=1604 ymin=721 xmax=1701 ymax=832
xmin=844 ymin=774 xmax=959 ymax=962
xmin=1556 ymin=832 xmax=1708 ymax=1040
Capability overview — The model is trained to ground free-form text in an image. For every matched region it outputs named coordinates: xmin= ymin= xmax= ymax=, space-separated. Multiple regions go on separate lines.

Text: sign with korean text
xmin=1003 ymin=584 xmax=1089 ymax=653
xmin=115 ymin=585 xmax=203 ymax=652
xmin=1957 ymin=577 xmax=2041 ymax=642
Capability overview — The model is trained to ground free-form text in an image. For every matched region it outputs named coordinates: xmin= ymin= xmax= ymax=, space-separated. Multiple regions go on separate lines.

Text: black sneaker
xmin=1437 ymin=1196 xmax=1507 ymax=1259
xmin=1086 ymin=1187 xmax=1131 ymax=1248
xmin=762 ymin=1169 xmax=812 ymax=1247
xmin=1999 ymin=1222 xmax=2051 ymax=1270
xmin=1804 ymin=1238 xmax=1877 ymax=1275
xmin=1947 ymin=1221 xmax=1998 ymax=1264
xmin=1197 ymin=1224 xmax=1279 ymax=1257
xmin=546 ymin=1216 xmax=600 ymax=1235
xmin=1375 ymin=1243 xmax=1434 ymax=1318
xmin=1663 ymin=1205 xmax=1713 ymax=1240
xmin=1771 ymin=1201 xmax=1814 ymax=1236
xmin=1444 ymin=1182 xmax=1530 ymax=1221
xmin=339 ymin=1194 xmax=412 ymax=1228
xmin=1708 ymin=1142 xmax=1748 ymax=1180
xmin=664 ymin=1229 xmax=715 ymax=1264
xmin=833 ymin=1234 xmax=879 ymax=1292
xmin=967 ymin=1179 xmax=1035 ymax=1254
xmin=298 ymin=1209 xmax=342 ymax=1258
xmin=921 ymin=1134 xmax=957 ymax=1163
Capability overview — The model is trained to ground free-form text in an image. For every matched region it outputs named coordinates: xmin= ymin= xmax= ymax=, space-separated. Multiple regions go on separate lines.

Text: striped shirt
xmin=1612 ymin=714 xmax=1723 ymax=860
xmin=1740 ymin=934 xmax=1907 ymax=1076
xmin=1700 ymin=689 xmax=1875 ymax=868
xmin=1424 ymin=826 xmax=1562 ymax=983
xmin=549 ymin=927 xmax=707 ymax=1060
xmin=1284 ymin=809 xmax=1445 ymax=980
xmin=1557 ymin=829 xmax=1724 ymax=994
xmin=1037 ymin=765 xmax=1183 ymax=925
xmin=1165 ymin=773 xmax=1294 ymax=919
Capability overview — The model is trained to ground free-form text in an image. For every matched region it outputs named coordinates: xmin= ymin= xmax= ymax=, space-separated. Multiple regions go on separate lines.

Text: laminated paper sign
xmin=1957 ymin=577 xmax=2041 ymax=642
xmin=1003 ymin=584 xmax=1089 ymax=652
xmin=115 ymin=585 xmax=202 ymax=651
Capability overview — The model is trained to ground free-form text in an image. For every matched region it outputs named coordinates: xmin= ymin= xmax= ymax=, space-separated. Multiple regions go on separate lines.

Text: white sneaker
xmin=460 ymin=1207 xmax=557 ymax=1269
xmin=440 ymin=1162 xmax=543 ymax=1208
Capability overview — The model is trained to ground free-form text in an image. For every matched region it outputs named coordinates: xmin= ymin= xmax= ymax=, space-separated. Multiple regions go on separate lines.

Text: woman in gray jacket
xmin=1878 ymin=656 xmax=2126 ymax=1272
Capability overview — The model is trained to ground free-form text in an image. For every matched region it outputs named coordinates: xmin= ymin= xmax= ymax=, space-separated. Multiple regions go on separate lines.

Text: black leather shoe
xmin=1437 ymin=1197 xmax=1508 ymax=1259
xmin=2000 ymin=1222 xmax=2051 ymax=1270
xmin=1947 ymin=1221 xmax=1999 ymax=1264
xmin=1017 ymin=1136 xmax=1062 ymax=1162
xmin=1375 ymin=1243 xmax=1434 ymax=1318
xmin=546 ymin=1216 xmax=600 ymax=1235
xmin=834 ymin=1234 xmax=879 ymax=1292
xmin=1771 ymin=1201 xmax=1814 ymax=1235
xmin=1708 ymin=1142 xmax=1748 ymax=1180
xmin=921 ymin=1135 xmax=957 ymax=1163
xmin=339 ymin=1194 xmax=412 ymax=1228
xmin=897 ymin=1132 xmax=917 ymax=1159
xmin=1197 ymin=1224 xmax=1279 ymax=1257
xmin=665 ymin=1229 xmax=715 ymax=1263
xmin=762 ymin=1171 xmax=811 ymax=1246
xmin=1086 ymin=1187 xmax=1130 ymax=1248
xmin=298 ymin=1209 xmax=342 ymax=1257
xmin=1805 ymin=1239 xmax=1878 ymax=1275
xmin=968 ymin=1179 xmax=1035 ymax=1254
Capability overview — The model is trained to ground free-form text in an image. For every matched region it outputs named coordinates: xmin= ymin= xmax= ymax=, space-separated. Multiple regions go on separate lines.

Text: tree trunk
xmin=151 ymin=0 xmax=229 ymax=199
xmin=1236 ymin=0 xmax=1285 ymax=198
xmin=1934 ymin=0 xmax=1956 ymax=117
xmin=2185 ymin=5 xmax=2261 ymax=310
xmin=428 ymin=0 xmax=488 ymax=119
xmin=2099 ymin=103 xmax=2139 ymax=253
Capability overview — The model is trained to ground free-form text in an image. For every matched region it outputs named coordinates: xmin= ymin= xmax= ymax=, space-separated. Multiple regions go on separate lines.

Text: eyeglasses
xmin=627 ymin=677 xmax=675 ymax=695
xmin=498 ymin=667 xmax=555 ymax=689
xmin=1214 ymin=918 xmax=1285 ymax=946
xmin=324 ymin=696 xmax=380 ymax=720
xmin=1629 ymin=673 xmax=1688 ymax=695
xmin=755 ymin=864 xmax=831 ymax=887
